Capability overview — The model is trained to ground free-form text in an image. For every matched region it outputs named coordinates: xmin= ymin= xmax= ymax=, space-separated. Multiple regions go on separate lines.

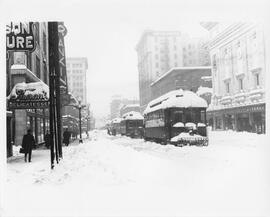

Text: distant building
xmin=136 ymin=30 xmax=185 ymax=111
xmin=136 ymin=30 xmax=210 ymax=112
xmin=110 ymin=95 xmax=139 ymax=119
xmin=66 ymin=57 xmax=88 ymax=105
xmin=182 ymin=37 xmax=210 ymax=66
xmin=110 ymin=95 xmax=122 ymax=119
xmin=150 ymin=66 xmax=212 ymax=101
xmin=201 ymin=22 xmax=266 ymax=133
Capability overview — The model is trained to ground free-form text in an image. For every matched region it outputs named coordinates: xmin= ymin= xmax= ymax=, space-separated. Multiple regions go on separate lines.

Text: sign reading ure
xmin=6 ymin=22 xmax=36 ymax=52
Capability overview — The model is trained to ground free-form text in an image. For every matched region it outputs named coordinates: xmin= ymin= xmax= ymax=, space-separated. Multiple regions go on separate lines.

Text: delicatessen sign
xmin=8 ymin=82 xmax=49 ymax=109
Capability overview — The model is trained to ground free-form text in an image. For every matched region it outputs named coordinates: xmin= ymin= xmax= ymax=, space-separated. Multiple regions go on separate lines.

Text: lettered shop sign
xmin=6 ymin=22 xmax=36 ymax=52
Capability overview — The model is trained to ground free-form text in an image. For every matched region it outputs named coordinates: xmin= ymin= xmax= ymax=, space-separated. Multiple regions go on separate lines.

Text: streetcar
xmin=143 ymin=89 xmax=208 ymax=146
xmin=110 ymin=118 xmax=122 ymax=135
xmin=120 ymin=111 xmax=144 ymax=138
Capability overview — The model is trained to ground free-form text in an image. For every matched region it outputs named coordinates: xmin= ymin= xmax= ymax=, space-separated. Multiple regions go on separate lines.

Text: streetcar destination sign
xmin=6 ymin=22 xmax=36 ymax=52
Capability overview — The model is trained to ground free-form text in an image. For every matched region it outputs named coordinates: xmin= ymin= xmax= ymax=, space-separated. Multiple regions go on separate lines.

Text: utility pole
xmin=48 ymin=22 xmax=62 ymax=169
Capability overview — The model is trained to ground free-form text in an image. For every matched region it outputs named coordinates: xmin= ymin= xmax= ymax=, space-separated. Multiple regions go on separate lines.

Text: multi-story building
xmin=136 ymin=30 xmax=210 ymax=112
xmin=110 ymin=95 xmax=139 ymax=119
xmin=151 ymin=66 xmax=212 ymax=100
xmin=66 ymin=57 xmax=88 ymax=105
xmin=136 ymin=30 xmax=185 ymax=112
xmin=182 ymin=37 xmax=210 ymax=66
xmin=6 ymin=22 xmax=50 ymax=157
xmin=201 ymin=22 xmax=266 ymax=133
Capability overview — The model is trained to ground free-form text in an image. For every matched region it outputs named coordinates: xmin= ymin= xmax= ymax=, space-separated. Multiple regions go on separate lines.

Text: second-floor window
xmin=238 ymin=78 xmax=243 ymax=90
xmin=226 ymin=82 xmax=230 ymax=93
xmin=255 ymin=73 xmax=260 ymax=86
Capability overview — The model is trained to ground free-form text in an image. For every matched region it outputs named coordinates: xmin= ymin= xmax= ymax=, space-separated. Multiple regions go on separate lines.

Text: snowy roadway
xmin=3 ymin=130 xmax=270 ymax=217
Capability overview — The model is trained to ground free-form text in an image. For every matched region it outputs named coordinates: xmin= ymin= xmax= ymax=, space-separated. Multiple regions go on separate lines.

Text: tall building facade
xmin=136 ymin=30 xmax=210 ymax=112
xmin=201 ymin=22 xmax=266 ymax=133
xmin=6 ymin=22 xmax=50 ymax=157
xmin=182 ymin=37 xmax=210 ymax=66
xmin=66 ymin=57 xmax=88 ymax=105
xmin=136 ymin=30 xmax=184 ymax=111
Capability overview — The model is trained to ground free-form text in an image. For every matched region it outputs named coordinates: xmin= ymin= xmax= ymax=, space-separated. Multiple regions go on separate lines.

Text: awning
xmin=7 ymin=81 xmax=49 ymax=109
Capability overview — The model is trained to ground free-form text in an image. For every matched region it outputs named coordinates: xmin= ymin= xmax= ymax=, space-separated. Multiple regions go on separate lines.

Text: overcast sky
xmin=1 ymin=0 xmax=268 ymax=119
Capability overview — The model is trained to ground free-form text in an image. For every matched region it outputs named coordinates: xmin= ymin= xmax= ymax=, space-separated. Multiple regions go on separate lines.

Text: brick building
xmin=150 ymin=66 xmax=212 ymax=101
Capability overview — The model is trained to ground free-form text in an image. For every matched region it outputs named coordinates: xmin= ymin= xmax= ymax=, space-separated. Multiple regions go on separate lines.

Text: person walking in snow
xmin=22 ymin=129 xmax=36 ymax=162
xmin=63 ymin=128 xmax=71 ymax=146
xmin=44 ymin=131 xmax=50 ymax=149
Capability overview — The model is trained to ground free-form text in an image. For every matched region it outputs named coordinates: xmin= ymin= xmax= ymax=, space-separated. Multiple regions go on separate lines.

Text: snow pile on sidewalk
xmin=4 ymin=130 xmax=270 ymax=217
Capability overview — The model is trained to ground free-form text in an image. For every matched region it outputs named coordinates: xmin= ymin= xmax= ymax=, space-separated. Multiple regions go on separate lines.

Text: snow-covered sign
xmin=6 ymin=22 xmax=36 ymax=52
xmin=144 ymin=89 xmax=208 ymax=114
xmin=7 ymin=82 xmax=49 ymax=109
xmin=122 ymin=111 xmax=143 ymax=120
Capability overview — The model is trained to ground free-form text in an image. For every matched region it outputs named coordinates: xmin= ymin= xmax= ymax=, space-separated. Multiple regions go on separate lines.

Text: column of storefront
xmin=12 ymin=69 xmax=27 ymax=146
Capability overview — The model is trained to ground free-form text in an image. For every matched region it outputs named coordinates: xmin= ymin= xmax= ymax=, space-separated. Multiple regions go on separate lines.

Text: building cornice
xmin=208 ymin=23 xmax=256 ymax=50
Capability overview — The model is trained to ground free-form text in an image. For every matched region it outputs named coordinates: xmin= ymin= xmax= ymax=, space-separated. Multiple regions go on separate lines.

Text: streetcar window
xmin=128 ymin=122 xmax=135 ymax=127
xmin=185 ymin=109 xmax=192 ymax=123
xmin=200 ymin=110 xmax=206 ymax=123
xmin=173 ymin=111 xmax=183 ymax=123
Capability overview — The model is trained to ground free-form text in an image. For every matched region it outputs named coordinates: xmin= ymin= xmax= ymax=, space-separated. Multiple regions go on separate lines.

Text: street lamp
xmin=78 ymin=98 xmax=86 ymax=143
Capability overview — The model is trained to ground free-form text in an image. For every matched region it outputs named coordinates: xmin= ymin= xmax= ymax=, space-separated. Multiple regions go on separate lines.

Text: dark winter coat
xmin=22 ymin=133 xmax=35 ymax=153
xmin=63 ymin=131 xmax=71 ymax=144
xmin=44 ymin=133 xmax=50 ymax=147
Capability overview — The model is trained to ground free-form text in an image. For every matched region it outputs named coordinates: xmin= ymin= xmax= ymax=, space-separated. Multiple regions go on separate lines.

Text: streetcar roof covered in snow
xmin=144 ymin=89 xmax=207 ymax=114
xmin=122 ymin=111 xmax=143 ymax=120
xmin=112 ymin=118 xmax=122 ymax=123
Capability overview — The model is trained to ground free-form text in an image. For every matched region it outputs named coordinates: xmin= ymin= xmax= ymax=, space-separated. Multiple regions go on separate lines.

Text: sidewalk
xmin=7 ymin=135 xmax=91 ymax=163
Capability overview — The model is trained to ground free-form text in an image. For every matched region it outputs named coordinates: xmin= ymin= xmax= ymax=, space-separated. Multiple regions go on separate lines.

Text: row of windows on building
xmin=67 ymin=69 xmax=83 ymax=74
xmin=224 ymin=73 xmax=260 ymax=94
xmin=67 ymin=63 xmax=83 ymax=68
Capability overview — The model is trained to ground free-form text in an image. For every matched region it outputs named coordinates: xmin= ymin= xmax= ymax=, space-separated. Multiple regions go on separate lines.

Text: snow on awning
xmin=7 ymin=81 xmax=49 ymax=109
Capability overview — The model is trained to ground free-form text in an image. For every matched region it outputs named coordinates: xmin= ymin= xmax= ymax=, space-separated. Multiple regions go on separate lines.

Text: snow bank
xmin=4 ymin=130 xmax=270 ymax=217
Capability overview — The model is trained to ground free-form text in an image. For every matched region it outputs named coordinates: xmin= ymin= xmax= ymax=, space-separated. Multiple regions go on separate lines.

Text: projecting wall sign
xmin=6 ymin=22 xmax=36 ymax=52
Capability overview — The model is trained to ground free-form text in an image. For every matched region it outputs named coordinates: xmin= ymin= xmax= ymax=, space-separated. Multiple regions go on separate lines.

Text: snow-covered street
xmin=4 ymin=130 xmax=270 ymax=217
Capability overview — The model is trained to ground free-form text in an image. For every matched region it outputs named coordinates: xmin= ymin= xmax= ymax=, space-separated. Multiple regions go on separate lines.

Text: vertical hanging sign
xmin=58 ymin=22 xmax=68 ymax=89
xmin=6 ymin=22 xmax=36 ymax=52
